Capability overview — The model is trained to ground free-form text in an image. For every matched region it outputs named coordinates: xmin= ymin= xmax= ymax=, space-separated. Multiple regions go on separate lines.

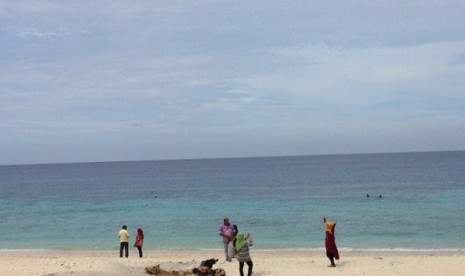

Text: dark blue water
xmin=1 ymin=151 xmax=464 ymax=251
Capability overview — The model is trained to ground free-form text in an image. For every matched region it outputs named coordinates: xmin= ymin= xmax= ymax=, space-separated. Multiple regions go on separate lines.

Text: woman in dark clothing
xmin=134 ymin=228 xmax=144 ymax=258
xmin=324 ymin=217 xmax=339 ymax=267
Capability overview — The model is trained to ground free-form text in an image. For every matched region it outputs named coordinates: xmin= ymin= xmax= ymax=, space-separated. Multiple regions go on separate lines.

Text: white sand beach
xmin=0 ymin=250 xmax=463 ymax=276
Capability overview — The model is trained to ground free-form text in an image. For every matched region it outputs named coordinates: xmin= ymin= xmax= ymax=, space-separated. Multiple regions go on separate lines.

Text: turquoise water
xmin=1 ymin=151 xmax=465 ymax=251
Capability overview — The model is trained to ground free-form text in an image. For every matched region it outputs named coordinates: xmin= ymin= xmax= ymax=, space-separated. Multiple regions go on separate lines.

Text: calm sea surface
xmin=1 ymin=151 xmax=464 ymax=252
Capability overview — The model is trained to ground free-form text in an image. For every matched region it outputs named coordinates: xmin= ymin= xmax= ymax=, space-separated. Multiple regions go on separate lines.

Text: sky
xmin=1 ymin=1 xmax=465 ymax=165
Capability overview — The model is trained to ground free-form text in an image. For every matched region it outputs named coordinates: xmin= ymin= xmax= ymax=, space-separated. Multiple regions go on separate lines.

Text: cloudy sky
xmin=1 ymin=1 xmax=465 ymax=165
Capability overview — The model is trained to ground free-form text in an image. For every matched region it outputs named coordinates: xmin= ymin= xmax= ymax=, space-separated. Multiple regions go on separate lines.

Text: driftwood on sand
xmin=145 ymin=264 xmax=226 ymax=276
xmin=145 ymin=264 xmax=192 ymax=275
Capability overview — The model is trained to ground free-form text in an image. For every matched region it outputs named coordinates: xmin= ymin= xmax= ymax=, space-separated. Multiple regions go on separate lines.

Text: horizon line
xmin=2 ymin=149 xmax=464 ymax=167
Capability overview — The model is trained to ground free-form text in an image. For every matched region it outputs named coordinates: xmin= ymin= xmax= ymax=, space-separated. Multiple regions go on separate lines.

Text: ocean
xmin=1 ymin=151 xmax=464 ymax=252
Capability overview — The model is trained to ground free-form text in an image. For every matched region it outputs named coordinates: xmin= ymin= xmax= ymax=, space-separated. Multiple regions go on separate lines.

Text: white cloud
xmin=1 ymin=0 xmax=465 ymax=164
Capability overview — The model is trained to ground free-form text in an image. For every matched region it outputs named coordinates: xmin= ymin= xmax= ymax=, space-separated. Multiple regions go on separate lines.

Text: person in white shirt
xmin=118 ymin=225 xmax=130 ymax=258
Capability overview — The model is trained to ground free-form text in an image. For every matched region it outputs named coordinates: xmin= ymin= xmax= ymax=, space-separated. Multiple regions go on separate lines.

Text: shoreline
xmin=2 ymin=247 xmax=464 ymax=254
xmin=1 ymin=249 xmax=464 ymax=276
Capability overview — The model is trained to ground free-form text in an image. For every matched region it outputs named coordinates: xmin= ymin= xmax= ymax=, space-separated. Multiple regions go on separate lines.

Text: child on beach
xmin=134 ymin=228 xmax=144 ymax=258
xmin=229 ymin=224 xmax=239 ymax=258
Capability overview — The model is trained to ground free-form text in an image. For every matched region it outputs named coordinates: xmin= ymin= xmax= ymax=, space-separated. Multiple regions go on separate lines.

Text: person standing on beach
xmin=235 ymin=232 xmax=254 ymax=276
xmin=134 ymin=228 xmax=144 ymax=258
xmin=323 ymin=217 xmax=339 ymax=267
xmin=118 ymin=225 xmax=130 ymax=258
xmin=219 ymin=217 xmax=236 ymax=261
xmin=231 ymin=224 xmax=239 ymax=257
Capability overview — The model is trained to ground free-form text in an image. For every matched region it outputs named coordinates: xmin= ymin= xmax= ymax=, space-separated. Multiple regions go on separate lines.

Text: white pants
xmin=223 ymin=241 xmax=232 ymax=261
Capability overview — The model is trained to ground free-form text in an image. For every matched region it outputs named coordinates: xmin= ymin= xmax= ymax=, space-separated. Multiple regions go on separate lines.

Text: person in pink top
xmin=219 ymin=217 xmax=236 ymax=261
xmin=134 ymin=228 xmax=144 ymax=258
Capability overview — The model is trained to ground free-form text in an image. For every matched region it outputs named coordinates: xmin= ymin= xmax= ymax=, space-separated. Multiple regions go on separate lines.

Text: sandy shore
xmin=0 ymin=250 xmax=464 ymax=276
